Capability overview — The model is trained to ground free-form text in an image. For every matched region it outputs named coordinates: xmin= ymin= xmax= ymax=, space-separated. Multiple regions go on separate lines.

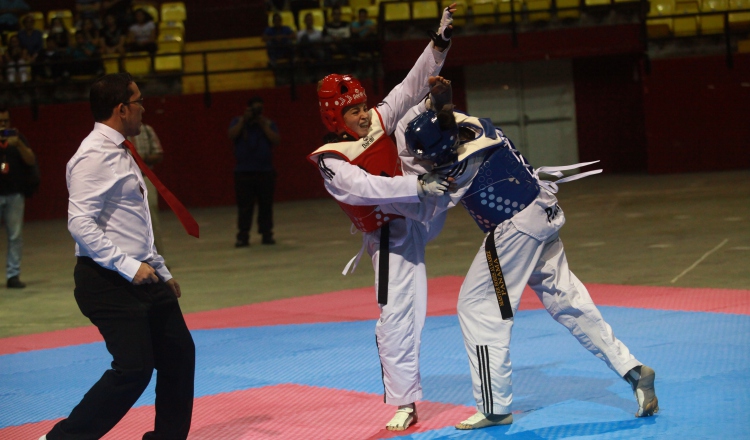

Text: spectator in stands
xmin=351 ymin=8 xmax=376 ymax=40
xmin=323 ymin=5 xmax=351 ymax=59
xmin=0 ymin=0 xmax=29 ymax=33
xmin=297 ymin=12 xmax=323 ymax=46
xmin=103 ymin=0 xmax=133 ymax=31
xmin=48 ymin=17 xmax=70 ymax=49
xmin=128 ymin=122 xmax=166 ymax=256
xmin=228 ymin=96 xmax=280 ymax=247
xmin=75 ymin=0 xmax=102 ymax=29
xmin=80 ymin=17 xmax=102 ymax=47
xmin=261 ymin=12 xmax=296 ymax=84
xmin=3 ymin=35 xmax=30 ymax=83
xmin=17 ymin=14 xmax=43 ymax=62
xmin=296 ymin=11 xmax=324 ymax=81
xmin=350 ymin=7 xmax=377 ymax=57
xmin=289 ymin=0 xmax=318 ymax=28
xmin=68 ymin=30 xmax=102 ymax=76
xmin=127 ymin=8 xmax=157 ymax=54
xmin=100 ymin=13 xmax=125 ymax=55
xmin=36 ymin=36 xmax=67 ymax=80
xmin=262 ymin=12 xmax=295 ymax=67
xmin=0 ymin=104 xmax=36 ymax=288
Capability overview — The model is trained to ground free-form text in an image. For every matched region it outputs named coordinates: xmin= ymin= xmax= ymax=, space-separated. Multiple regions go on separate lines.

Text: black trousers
xmin=234 ymin=170 xmax=276 ymax=240
xmin=47 ymin=257 xmax=195 ymax=440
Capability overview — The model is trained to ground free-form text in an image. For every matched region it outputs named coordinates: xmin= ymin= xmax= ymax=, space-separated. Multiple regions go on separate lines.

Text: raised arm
xmin=375 ymin=4 xmax=455 ymax=133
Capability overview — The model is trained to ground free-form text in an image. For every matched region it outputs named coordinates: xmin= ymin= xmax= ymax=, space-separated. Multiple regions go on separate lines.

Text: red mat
xmin=0 ymin=384 xmax=476 ymax=439
xmin=2 ymin=277 xmax=748 ymax=355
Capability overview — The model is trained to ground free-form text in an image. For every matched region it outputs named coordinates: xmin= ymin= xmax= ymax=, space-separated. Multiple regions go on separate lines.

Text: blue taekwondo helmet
xmin=404 ymin=110 xmax=460 ymax=167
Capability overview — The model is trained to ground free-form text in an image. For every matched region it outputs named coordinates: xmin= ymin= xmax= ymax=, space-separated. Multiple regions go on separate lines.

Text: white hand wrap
xmin=417 ymin=172 xmax=449 ymax=198
xmin=438 ymin=6 xmax=454 ymax=41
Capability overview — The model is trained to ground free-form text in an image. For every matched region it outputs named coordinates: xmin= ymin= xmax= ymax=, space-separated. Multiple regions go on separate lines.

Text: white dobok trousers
xmin=366 ymin=215 xmax=444 ymax=405
xmin=457 ymin=203 xmax=642 ymax=415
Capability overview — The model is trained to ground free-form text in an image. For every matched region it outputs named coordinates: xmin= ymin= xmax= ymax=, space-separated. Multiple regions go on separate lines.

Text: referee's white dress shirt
xmin=67 ymin=122 xmax=171 ymax=282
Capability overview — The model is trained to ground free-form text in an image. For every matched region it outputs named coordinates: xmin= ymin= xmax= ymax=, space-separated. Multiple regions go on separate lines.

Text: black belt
xmin=378 ymin=223 xmax=389 ymax=305
xmin=484 ymin=227 xmax=513 ymax=320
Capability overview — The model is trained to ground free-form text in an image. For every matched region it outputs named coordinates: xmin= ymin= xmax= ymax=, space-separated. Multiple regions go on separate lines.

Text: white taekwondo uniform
xmin=382 ymin=112 xmax=642 ymax=414
xmin=308 ymin=41 xmax=449 ymax=406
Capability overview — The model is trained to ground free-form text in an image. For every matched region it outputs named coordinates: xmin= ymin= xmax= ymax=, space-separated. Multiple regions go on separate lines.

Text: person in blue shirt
xmin=262 ymin=12 xmax=295 ymax=67
xmin=17 ymin=14 xmax=43 ymax=62
xmin=228 ymin=96 xmax=280 ymax=246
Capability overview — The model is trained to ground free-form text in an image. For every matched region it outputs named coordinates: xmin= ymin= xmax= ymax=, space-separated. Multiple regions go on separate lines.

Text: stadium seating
xmin=700 ymin=0 xmax=728 ymax=34
xmin=326 ymin=6 xmax=353 ymax=21
xmin=182 ymin=37 xmax=274 ymax=93
xmin=474 ymin=0 xmax=499 ymax=25
xmin=648 ymin=0 xmax=675 ymax=37
xmin=384 ymin=1 xmax=411 ymax=21
xmin=349 ymin=0 xmax=373 ymax=14
xmin=159 ymin=21 xmax=185 ymax=38
xmin=123 ymin=52 xmax=152 ymax=76
xmin=412 ymin=0 xmax=440 ymax=19
xmin=46 ymin=10 xmax=73 ymax=29
xmin=729 ymin=0 xmax=750 ymax=29
xmin=557 ymin=0 xmax=582 ymax=19
xmin=155 ymin=34 xmax=183 ymax=69
xmin=527 ymin=0 xmax=552 ymax=22
xmin=161 ymin=2 xmax=187 ymax=22
xmin=102 ymin=54 xmax=121 ymax=75
xmin=28 ymin=12 xmax=45 ymax=31
xmin=134 ymin=4 xmax=160 ymax=22
xmin=366 ymin=4 xmax=380 ymax=19
xmin=674 ymin=0 xmax=700 ymax=35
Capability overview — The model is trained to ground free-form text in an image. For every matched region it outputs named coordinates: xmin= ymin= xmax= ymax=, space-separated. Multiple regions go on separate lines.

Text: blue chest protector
xmin=458 ymin=131 xmax=540 ymax=233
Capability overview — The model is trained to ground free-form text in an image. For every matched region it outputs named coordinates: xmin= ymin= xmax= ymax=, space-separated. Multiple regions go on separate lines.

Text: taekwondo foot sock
xmin=625 ymin=365 xmax=659 ymax=417
xmin=455 ymin=412 xmax=513 ymax=430
xmin=386 ymin=404 xmax=418 ymax=431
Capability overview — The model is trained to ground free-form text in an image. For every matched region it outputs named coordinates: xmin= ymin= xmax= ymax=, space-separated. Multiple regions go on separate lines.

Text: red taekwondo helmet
xmin=318 ymin=74 xmax=367 ymax=139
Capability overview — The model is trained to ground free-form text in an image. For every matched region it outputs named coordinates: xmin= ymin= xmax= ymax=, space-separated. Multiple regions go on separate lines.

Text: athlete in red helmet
xmin=307 ymin=5 xmax=456 ymax=431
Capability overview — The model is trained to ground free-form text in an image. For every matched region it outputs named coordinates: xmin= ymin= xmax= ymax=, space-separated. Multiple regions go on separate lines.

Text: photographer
xmin=228 ymin=96 xmax=280 ymax=247
xmin=0 ymin=105 xmax=35 ymax=288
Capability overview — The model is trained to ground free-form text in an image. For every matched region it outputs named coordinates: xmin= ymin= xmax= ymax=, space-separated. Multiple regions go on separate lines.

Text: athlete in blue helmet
xmin=383 ymin=80 xmax=659 ymax=430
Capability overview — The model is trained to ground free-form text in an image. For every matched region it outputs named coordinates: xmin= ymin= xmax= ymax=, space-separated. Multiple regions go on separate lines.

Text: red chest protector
xmin=308 ymin=109 xmax=404 ymax=232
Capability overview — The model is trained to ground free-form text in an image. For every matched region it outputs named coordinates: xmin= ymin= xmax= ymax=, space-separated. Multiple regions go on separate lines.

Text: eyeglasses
xmin=123 ymin=98 xmax=144 ymax=106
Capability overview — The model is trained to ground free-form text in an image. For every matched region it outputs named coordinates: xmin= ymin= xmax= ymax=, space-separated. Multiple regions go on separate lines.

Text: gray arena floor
xmin=1 ymin=170 xmax=748 ymax=338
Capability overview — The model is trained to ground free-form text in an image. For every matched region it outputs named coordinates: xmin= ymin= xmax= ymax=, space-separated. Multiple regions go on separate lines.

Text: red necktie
xmin=123 ymin=140 xmax=199 ymax=238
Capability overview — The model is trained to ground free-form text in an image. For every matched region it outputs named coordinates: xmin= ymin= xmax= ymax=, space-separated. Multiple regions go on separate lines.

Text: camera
xmin=0 ymin=128 xmax=17 ymax=138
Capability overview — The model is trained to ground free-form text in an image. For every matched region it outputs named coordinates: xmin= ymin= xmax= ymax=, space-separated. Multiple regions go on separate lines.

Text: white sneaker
xmin=455 ymin=411 xmax=513 ymax=430
xmin=385 ymin=404 xmax=418 ymax=431
xmin=627 ymin=365 xmax=659 ymax=417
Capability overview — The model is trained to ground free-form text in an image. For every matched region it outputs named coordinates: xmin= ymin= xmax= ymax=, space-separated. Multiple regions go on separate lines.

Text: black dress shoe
xmin=235 ymin=239 xmax=250 ymax=248
xmin=262 ymin=235 xmax=276 ymax=245
xmin=7 ymin=276 xmax=26 ymax=288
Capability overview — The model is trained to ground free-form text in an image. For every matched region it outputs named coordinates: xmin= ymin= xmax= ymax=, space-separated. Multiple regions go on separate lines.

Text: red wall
xmin=14 ymin=80 xmax=386 ymax=222
xmin=642 ymin=54 xmax=750 ymax=173
xmin=573 ymin=54 xmax=648 ymax=173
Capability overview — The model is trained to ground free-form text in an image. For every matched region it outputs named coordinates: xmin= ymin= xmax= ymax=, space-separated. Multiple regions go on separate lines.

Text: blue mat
xmin=1 ymin=307 xmax=749 ymax=439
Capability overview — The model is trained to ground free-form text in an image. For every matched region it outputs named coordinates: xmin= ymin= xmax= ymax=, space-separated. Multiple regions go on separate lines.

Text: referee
xmin=42 ymin=73 xmax=195 ymax=440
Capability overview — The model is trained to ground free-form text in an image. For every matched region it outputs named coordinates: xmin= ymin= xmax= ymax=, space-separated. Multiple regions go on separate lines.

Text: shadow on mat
xmin=420 ymin=417 xmax=656 ymax=439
